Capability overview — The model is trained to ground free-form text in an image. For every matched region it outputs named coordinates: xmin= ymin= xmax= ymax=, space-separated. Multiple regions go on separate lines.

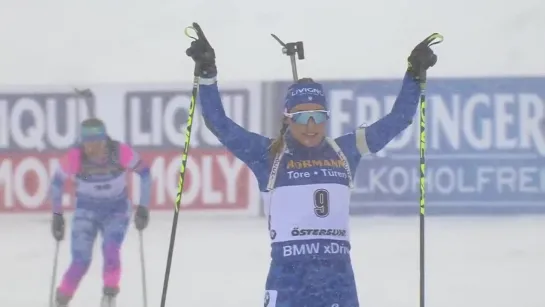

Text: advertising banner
xmin=0 ymin=90 xmax=95 ymax=212
xmin=268 ymin=77 xmax=545 ymax=214
xmin=0 ymin=82 xmax=263 ymax=215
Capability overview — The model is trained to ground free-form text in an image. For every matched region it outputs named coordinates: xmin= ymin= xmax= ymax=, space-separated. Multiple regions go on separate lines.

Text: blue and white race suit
xmin=199 ymin=74 xmax=420 ymax=307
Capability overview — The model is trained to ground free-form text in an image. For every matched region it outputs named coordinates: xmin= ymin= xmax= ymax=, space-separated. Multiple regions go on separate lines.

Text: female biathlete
xmin=50 ymin=118 xmax=151 ymax=307
xmin=186 ymin=26 xmax=438 ymax=307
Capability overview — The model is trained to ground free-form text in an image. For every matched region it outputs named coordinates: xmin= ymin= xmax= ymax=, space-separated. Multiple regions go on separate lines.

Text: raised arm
xmin=336 ymin=37 xmax=439 ymax=161
xmin=335 ymin=73 xmax=419 ymax=162
xmin=364 ymin=73 xmax=420 ymax=153
xmin=199 ymin=77 xmax=271 ymax=165
xmin=185 ymin=24 xmax=271 ymax=167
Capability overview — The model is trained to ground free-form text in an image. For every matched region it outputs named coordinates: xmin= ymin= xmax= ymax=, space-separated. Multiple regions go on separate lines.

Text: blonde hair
xmin=269 ymin=123 xmax=288 ymax=157
xmin=268 ymin=77 xmax=315 ymax=158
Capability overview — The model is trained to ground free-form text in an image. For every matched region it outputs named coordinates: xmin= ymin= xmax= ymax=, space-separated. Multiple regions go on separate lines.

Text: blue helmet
xmin=80 ymin=118 xmax=107 ymax=142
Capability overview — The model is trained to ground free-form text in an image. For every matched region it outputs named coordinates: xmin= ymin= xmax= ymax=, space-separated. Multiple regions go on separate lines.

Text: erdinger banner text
xmin=268 ymin=77 xmax=545 ymax=215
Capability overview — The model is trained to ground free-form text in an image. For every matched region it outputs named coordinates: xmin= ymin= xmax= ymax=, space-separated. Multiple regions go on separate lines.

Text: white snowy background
xmin=0 ymin=214 xmax=544 ymax=307
xmin=0 ymin=0 xmax=544 ymax=306
xmin=0 ymin=0 xmax=544 ymax=84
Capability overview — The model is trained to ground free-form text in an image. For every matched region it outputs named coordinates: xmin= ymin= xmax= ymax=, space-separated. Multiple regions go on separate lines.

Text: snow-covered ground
xmin=1 ymin=213 xmax=543 ymax=307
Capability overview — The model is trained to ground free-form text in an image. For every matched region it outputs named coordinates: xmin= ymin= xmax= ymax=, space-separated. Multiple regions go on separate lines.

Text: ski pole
xmin=49 ymin=241 xmax=61 ymax=307
xmin=138 ymin=231 xmax=148 ymax=307
xmin=159 ymin=22 xmax=202 ymax=307
xmin=417 ymin=32 xmax=443 ymax=307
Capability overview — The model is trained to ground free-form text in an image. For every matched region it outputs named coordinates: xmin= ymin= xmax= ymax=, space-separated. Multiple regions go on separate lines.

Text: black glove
xmin=51 ymin=213 xmax=65 ymax=241
xmin=185 ymin=23 xmax=217 ymax=78
xmin=407 ymin=41 xmax=438 ymax=81
xmin=134 ymin=205 xmax=149 ymax=231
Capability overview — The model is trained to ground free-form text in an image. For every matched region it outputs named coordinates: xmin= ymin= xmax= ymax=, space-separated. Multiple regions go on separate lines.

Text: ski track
xmin=1 ymin=213 xmax=544 ymax=307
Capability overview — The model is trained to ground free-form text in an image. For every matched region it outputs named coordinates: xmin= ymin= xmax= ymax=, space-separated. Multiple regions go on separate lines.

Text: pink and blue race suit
xmin=50 ymin=140 xmax=151 ymax=297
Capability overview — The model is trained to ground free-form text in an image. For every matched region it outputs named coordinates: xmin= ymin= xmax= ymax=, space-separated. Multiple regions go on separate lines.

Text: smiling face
xmin=286 ymin=102 xmax=328 ymax=147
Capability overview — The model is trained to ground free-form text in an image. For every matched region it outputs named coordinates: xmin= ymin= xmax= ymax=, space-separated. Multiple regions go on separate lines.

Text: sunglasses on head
xmin=284 ymin=110 xmax=330 ymax=124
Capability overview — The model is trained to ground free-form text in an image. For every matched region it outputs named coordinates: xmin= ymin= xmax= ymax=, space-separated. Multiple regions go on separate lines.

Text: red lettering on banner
xmin=0 ymin=149 xmax=251 ymax=212
xmin=0 ymin=153 xmax=73 ymax=212
xmin=134 ymin=149 xmax=250 ymax=210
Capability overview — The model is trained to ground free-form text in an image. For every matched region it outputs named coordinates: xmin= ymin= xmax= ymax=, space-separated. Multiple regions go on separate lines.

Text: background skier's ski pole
xmin=49 ymin=241 xmax=60 ymax=307
xmin=138 ymin=231 xmax=148 ymax=307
